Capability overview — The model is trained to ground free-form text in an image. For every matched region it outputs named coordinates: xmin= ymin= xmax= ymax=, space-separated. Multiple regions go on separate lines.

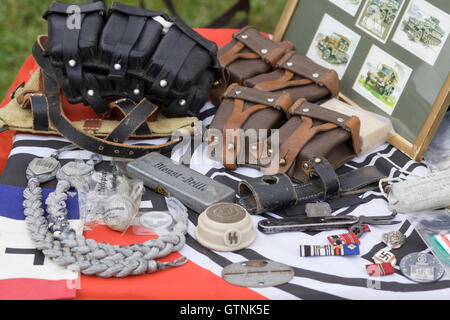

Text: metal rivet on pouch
xmin=87 ymin=89 xmax=95 ymax=97
xmin=179 ymin=99 xmax=187 ymax=106
xmin=303 ymin=108 xmax=310 ymax=112
xmin=68 ymin=59 xmax=77 ymax=68
xmin=160 ymin=79 xmax=168 ymax=88
xmin=337 ymin=118 xmax=345 ymax=123
xmin=114 ymin=63 xmax=122 ymax=71
xmin=313 ymin=73 xmax=320 ymax=78
xmin=251 ymin=145 xmax=257 ymax=151
xmin=261 ymin=49 xmax=268 ymax=54
xmin=133 ymin=89 xmax=141 ymax=96
xmin=267 ymin=98 xmax=274 ymax=103
xmin=235 ymin=90 xmax=241 ymax=95
xmin=268 ymin=149 xmax=273 ymax=156
xmin=227 ymin=143 xmax=234 ymax=151
xmin=286 ymin=62 xmax=293 ymax=67
xmin=213 ymin=136 xmax=220 ymax=143
xmin=241 ymin=34 xmax=248 ymax=39
xmin=280 ymin=158 xmax=287 ymax=166
xmin=303 ymin=163 xmax=310 ymax=170
xmin=314 ymin=157 xmax=322 ymax=164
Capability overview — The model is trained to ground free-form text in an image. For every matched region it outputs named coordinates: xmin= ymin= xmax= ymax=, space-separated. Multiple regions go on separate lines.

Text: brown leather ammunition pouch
xmin=263 ymin=99 xmax=361 ymax=183
xmin=244 ymin=51 xmax=340 ymax=103
xmin=210 ymin=26 xmax=294 ymax=106
xmin=207 ymin=84 xmax=292 ymax=171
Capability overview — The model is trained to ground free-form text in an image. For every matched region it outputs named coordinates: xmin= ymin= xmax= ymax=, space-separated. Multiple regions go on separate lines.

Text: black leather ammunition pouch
xmin=44 ymin=1 xmax=220 ymax=118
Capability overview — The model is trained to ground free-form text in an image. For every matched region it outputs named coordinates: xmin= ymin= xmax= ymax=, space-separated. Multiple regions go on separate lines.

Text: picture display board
xmin=273 ymin=0 xmax=450 ymax=161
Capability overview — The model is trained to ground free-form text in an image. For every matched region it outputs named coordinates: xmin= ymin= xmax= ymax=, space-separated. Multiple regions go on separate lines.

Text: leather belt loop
xmin=309 ymin=156 xmax=340 ymax=199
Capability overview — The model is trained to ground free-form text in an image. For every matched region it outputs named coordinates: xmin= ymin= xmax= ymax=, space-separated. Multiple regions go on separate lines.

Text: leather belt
xmin=238 ymin=156 xmax=386 ymax=214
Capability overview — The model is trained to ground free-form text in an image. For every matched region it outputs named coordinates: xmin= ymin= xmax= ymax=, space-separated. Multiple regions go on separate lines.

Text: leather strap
xmin=254 ymin=70 xmax=314 ymax=92
xmin=220 ymin=85 xmax=292 ymax=170
xmin=218 ymin=41 xmax=259 ymax=68
xmin=105 ymin=99 xmax=158 ymax=143
xmin=22 ymin=94 xmax=50 ymax=132
xmin=108 ymin=15 xmax=147 ymax=81
xmin=308 ymin=156 xmax=340 ymax=199
xmin=264 ymin=115 xmax=337 ymax=175
xmin=42 ymin=70 xmax=181 ymax=159
xmin=277 ymin=52 xmax=339 ymax=98
xmin=238 ymin=165 xmax=386 ymax=214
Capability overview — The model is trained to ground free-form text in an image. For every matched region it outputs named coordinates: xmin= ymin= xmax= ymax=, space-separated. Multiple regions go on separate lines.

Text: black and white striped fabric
xmin=1 ymin=101 xmax=449 ymax=300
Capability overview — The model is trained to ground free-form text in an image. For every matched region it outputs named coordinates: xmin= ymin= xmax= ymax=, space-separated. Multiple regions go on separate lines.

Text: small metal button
xmin=68 ymin=59 xmax=77 ymax=68
xmin=267 ymin=98 xmax=274 ymax=103
xmin=213 ymin=136 xmax=220 ymax=143
xmin=179 ymin=99 xmax=187 ymax=106
xmin=241 ymin=34 xmax=248 ymax=39
xmin=114 ymin=63 xmax=122 ymax=71
xmin=227 ymin=143 xmax=234 ymax=151
xmin=261 ymin=49 xmax=268 ymax=54
xmin=235 ymin=90 xmax=241 ymax=95
xmin=267 ymin=149 xmax=273 ymax=156
xmin=87 ymin=89 xmax=95 ymax=97
xmin=302 ymin=108 xmax=310 ymax=112
xmin=312 ymin=73 xmax=320 ymax=78
xmin=314 ymin=157 xmax=322 ymax=164
xmin=303 ymin=162 xmax=310 ymax=170
xmin=337 ymin=118 xmax=345 ymax=123
xmin=280 ymin=157 xmax=286 ymax=166
xmin=133 ymin=89 xmax=141 ymax=96
xmin=286 ymin=62 xmax=293 ymax=67
xmin=160 ymin=79 xmax=168 ymax=88
xmin=251 ymin=145 xmax=257 ymax=151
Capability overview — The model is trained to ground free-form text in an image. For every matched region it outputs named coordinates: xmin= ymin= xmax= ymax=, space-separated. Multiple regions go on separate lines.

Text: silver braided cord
xmin=23 ymin=176 xmax=189 ymax=278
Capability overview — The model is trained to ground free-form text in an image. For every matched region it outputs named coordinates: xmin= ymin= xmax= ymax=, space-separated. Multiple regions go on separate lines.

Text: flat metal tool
xmin=126 ymin=152 xmax=236 ymax=213
xmin=258 ymin=211 xmax=400 ymax=234
xmin=222 ymin=260 xmax=294 ymax=287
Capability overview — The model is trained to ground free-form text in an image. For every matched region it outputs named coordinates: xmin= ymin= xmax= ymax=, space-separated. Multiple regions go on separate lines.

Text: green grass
xmin=0 ymin=0 xmax=286 ymax=99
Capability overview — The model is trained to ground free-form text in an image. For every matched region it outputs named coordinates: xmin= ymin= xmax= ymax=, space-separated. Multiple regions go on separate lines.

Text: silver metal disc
xmin=222 ymin=260 xmax=294 ymax=288
xmin=400 ymin=252 xmax=445 ymax=283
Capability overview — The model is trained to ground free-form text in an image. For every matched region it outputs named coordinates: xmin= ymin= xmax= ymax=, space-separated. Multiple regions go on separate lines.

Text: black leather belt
xmin=238 ymin=156 xmax=386 ymax=214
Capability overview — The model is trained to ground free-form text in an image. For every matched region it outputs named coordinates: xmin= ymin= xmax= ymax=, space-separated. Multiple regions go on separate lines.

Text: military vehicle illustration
xmin=364 ymin=64 xmax=398 ymax=97
xmin=317 ymin=32 xmax=350 ymax=65
xmin=402 ymin=16 xmax=444 ymax=46
xmin=366 ymin=0 xmax=400 ymax=25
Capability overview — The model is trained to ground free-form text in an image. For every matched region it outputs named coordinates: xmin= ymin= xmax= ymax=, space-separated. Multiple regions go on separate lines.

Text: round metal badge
xmin=222 ymin=260 xmax=294 ymax=288
xmin=400 ymin=252 xmax=445 ymax=283
xmin=383 ymin=231 xmax=406 ymax=249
